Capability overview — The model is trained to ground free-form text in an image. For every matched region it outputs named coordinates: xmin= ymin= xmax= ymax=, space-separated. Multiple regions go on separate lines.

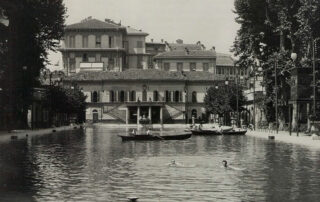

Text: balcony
xmin=80 ymin=62 xmax=104 ymax=71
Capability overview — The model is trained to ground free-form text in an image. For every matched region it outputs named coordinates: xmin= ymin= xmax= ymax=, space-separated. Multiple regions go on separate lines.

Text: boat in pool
xmin=190 ymin=128 xmax=221 ymax=135
xmin=119 ymin=132 xmax=192 ymax=141
xmin=191 ymin=127 xmax=247 ymax=136
xmin=222 ymin=129 xmax=247 ymax=135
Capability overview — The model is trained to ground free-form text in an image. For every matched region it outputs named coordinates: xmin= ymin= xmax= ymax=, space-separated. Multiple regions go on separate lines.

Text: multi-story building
xmin=61 ymin=17 xmax=245 ymax=124
xmin=59 ymin=17 xmax=149 ymax=75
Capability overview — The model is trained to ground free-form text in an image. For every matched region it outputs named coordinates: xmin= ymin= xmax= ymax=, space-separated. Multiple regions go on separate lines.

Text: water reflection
xmin=0 ymin=125 xmax=320 ymax=201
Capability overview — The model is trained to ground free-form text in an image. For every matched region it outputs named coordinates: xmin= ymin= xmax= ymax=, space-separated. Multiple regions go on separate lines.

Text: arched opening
xmin=110 ymin=90 xmax=115 ymax=102
xmin=192 ymin=91 xmax=197 ymax=103
xmin=92 ymin=109 xmax=98 ymax=123
xmin=165 ymin=90 xmax=171 ymax=102
xmin=174 ymin=91 xmax=180 ymax=102
xmin=130 ymin=91 xmax=136 ymax=102
xmin=119 ymin=90 xmax=125 ymax=102
xmin=92 ymin=91 xmax=98 ymax=103
xmin=191 ymin=109 xmax=197 ymax=118
xmin=142 ymin=90 xmax=147 ymax=102
xmin=153 ymin=91 xmax=159 ymax=102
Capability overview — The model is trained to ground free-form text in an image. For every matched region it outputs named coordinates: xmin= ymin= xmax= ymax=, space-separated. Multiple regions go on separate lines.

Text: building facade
xmin=61 ymin=18 xmax=245 ymax=124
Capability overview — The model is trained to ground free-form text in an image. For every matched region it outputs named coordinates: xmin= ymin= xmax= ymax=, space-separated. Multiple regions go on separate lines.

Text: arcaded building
xmin=61 ymin=18 xmax=242 ymax=124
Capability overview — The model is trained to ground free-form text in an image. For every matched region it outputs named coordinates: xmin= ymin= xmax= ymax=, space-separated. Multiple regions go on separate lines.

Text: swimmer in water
xmin=222 ymin=160 xmax=228 ymax=168
xmin=169 ymin=160 xmax=177 ymax=167
xmin=222 ymin=160 xmax=246 ymax=170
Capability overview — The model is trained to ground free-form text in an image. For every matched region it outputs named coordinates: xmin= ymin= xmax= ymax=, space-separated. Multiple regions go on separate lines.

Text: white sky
xmin=48 ymin=0 xmax=239 ymax=70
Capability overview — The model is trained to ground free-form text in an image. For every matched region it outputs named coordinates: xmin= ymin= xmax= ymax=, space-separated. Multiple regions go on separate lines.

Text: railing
xmin=80 ymin=62 xmax=103 ymax=71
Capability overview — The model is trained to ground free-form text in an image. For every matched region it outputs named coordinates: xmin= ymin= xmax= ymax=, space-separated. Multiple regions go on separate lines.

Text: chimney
xmin=161 ymin=39 xmax=164 ymax=43
xmin=185 ymin=48 xmax=189 ymax=54
xmin=212 ymin=46 xmax=215 ymax=50
xmin=151 ymin=39 xmax=154 ymax=42
xmin=176 ymin=39 xmax=183 ymax=44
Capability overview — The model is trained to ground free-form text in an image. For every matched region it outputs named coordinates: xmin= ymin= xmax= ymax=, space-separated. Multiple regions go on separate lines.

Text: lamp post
xmin=312 ymin=38 xmax=320 ymax=132
xmin=290 ymin=53 xmax=297 ymax=136
xmin=224 ymin=77 xmax=229 ymax=125
xmin=236 ymin=66 xmax=239 ymax=128
xmin=274 ymin=56 xmax=279 ymax=134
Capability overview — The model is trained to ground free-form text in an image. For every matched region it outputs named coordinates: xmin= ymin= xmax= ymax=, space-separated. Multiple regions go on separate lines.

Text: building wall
xmin=154 ymin=58 xmax=216 ymax=73
xmin=125 ymin=35 xmax=146 ymax=54
xmin=67 ymin=80 xmax=213 ymax=123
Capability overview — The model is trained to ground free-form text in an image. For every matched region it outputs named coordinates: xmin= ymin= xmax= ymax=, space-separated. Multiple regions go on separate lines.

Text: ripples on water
xmin=1 ymin=125 xmax=320 ymax=201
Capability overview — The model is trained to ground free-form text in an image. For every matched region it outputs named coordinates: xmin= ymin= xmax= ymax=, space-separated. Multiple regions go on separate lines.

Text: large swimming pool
xmin=1 ymin=125 xmax=320 ymax=201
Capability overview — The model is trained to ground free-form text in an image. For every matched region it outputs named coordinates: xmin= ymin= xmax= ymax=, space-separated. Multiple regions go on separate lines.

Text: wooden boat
xmin=190 ymin=129 xmax=221 ymax=135
xmin=222 ymin=129 xmax=247 ymax=135
xmin=119 ymin=132 xmax=192 ymax=141
xmin=191 ymin=128 xmax=247 ymax=136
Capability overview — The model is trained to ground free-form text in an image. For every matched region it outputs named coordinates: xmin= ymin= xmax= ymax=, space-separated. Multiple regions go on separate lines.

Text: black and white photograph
xmin=1 ymin=0 xmax=320 ymax=201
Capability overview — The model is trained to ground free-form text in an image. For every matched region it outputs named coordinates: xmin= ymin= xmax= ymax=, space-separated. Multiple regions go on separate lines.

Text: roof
xmin=126 ymin=26 xmax=148 ymax=36
xmin=154 ymin=50 xmax=216 ymax=59
xmin=216 ymin=53 xmax=235 ymax=66
xmin=65 ymin=18 xmax=124 ymax=30
xmin=64 ymin=69 xmax=221 ymax=82
xmin=168 ymin=43 xmax=203 ymax=51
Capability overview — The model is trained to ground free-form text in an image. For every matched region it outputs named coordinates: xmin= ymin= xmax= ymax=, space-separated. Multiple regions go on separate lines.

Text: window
xmin=69 ymin=58 xmax=76 ymax=73
xmin=216 ymin=66 xmax=220 ymax=74
xmin=241 ymin=69 xmax=244 ymax=76
xmin=191 ymin=109 xmax=197 ymax=118
xmin=83 ymin=35 xmax=88 ymax=48
xmin=130 ymin=91 xmax=136 ymax=102
xmin=174 ymin=91 xmax=180 ymax=102
xmin=203 ymin=63 xmax=209 ymax=71
xmin=96 ymin=54 xmax=101 ymax=62
xmin=109 ymin=36 xmax=113 ymax=47
xmin=110 ymin=91 xmax=115 ymax=102
xmin=137 ymin=55 xmax=143 ymax=69
xmin=164 ymin=63 xmax=170 ymax=71
xmin=82 ymin=53 xmax=88 ymax=62
xmin=190 ymin=63 xmax=196 ymax=71
xmin=153 ymin=91 xmax=159 ymax=102
xmin=192 ymin=91 xmax=197 ymax=103
xmin=142 ymin=90 xmax=147 ymax=102
xmin=92 ymin=91 xmax=98 ymax=103
xmin=165 ymin=90 xmax=171 ymax=102
xmin=96 ymin=35 xmax=101 ymax=47
xmin=108 ymin=58 xmax=114 ymax=70
xmin=69 ymin=36 xmax=75 ymax=48
xmin=119 ymin=91 xmax=125 ymax=102
xmin=177 ymin=63 xmax=183 ymax=71
xmin=148 ymin=56 xmax=153 ymax=68
xmin=137 ymin=41 xmax=143 ymax=48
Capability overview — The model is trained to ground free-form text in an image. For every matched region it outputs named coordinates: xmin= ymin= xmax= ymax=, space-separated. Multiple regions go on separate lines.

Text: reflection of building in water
xmin=61 ymin=17 xmax=247 ymax=124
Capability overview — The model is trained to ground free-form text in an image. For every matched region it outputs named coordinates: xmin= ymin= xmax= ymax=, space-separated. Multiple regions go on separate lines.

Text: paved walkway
xmin=247 ymin=129 xmax=320 ymax=150
xmin=0 ymin=125 xmax=81 ymax=143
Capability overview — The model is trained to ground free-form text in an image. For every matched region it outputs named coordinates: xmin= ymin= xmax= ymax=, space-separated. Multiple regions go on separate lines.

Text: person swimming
xmin=222 ymin=160 xmax=246 ymax=170
xmin=222 ymin=160 xmax=228 ymax=168
xmin=168 ymin=160 xmax=177 ymax=167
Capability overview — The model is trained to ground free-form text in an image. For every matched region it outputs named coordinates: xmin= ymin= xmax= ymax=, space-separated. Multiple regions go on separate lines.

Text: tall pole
xmin=236 ymin=72 xmax=239 ymax=127
xmin=253 ymin=70 xmax=256 ymax=130
xmin=312 ymin=38 xmax=316 ymax=126
xmin=275 ymin=58 xmax=278 ymax=134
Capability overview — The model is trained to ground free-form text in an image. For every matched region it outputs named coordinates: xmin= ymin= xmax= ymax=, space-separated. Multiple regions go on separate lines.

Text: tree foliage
xmin=233 ymin=0 xmax=320 ymax=122
xmin=204 ymin=84 xmax=246 ymax=116
xmin=0 ymin=0 xmax=66 ymax=127
xmin=44 ymin=86 xmax=87 ymax=123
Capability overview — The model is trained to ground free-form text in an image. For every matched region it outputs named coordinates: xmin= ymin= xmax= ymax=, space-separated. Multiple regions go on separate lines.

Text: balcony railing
xmin=80 ymin=62 xmax=104 ymax=71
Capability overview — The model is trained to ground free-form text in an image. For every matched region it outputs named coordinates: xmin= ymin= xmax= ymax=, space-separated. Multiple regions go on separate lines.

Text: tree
xmin=233 ymin=0 xmax=320 ymax=128
xmin=0 ymin=0 xmax=66 ymax=128
xmin=204 ymin=84 xmax=246 ymax=124
xmin=44 ymin=86 xmax=87 ymax=124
